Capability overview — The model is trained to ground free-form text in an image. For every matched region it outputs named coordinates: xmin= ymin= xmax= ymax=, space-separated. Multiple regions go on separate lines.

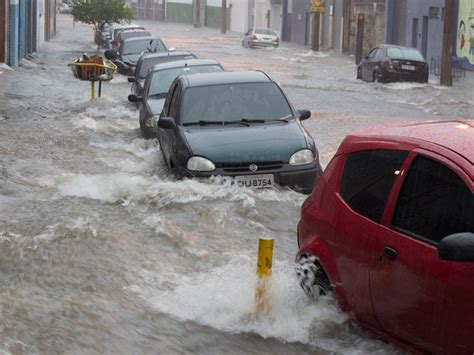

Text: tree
xmin=71 ymin=0 xmax=135 ymax=45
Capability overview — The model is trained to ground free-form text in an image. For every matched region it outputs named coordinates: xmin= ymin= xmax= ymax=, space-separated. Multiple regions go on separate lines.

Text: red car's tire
xmin=296 ymin=254 xmax=332 ymax=298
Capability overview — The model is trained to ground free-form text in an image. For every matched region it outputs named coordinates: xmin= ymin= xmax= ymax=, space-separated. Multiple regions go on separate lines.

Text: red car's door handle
xmin=383 ymin=247 xmax=398 ymax=261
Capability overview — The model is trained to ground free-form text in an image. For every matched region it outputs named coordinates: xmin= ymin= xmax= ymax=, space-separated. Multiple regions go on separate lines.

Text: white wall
xmin=207 ymin=0 xmax=230 ymax=7
xmin=37 ymin=0 xmax=45 ymax=47
xmin=270 ymin=4 xmax=282 ymax=34
xmin=167 ymin=0 xmax=192 ymax=4
xmin=229 ymin=0 xmax=249 ymax=33
xmin=254 ymin=0 xmax=270 ymax=28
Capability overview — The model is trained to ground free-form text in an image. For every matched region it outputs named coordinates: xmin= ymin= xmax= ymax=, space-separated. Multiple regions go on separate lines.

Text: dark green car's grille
xmin=220 ymin=162 xmax=284 ymax=173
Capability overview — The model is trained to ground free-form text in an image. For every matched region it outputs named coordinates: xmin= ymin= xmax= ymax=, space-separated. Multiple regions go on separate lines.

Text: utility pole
xmin=310 ymin=0 xmax=324 ymax=51
xmin=311 ymin=12 xmax=320 ymax=51
xmin=440 ymin=0 xmax=454 ymax=86
xmin=221 ymin=0 xmax=227 ymax=34
xmin=355 ymin=13 xmax=364 ymax=64
xmin=194 ymin=0 xmax=201 ymax=28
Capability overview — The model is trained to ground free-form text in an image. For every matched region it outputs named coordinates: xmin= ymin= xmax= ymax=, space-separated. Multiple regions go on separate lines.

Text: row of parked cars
xmin=100 ymin=22 xmax=322 ymax=194
xmin=101 ymin=22 xmax=473 ymax=354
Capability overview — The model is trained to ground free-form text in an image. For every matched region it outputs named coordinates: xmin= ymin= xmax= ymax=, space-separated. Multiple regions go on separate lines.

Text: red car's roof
xmin=345 ymin=120 xmax=474 ymax=165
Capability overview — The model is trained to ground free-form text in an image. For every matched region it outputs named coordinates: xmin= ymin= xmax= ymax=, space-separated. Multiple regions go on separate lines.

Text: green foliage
xmin=70 ymin=0 xmax=135 ymax=30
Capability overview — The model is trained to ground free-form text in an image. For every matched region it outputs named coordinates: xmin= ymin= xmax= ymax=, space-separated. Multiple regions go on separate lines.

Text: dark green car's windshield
xmin=122 ymin=39 xmax=166 ymax=55
xmin=148 ymin=65 xmax=223 ymax=97
xmin=181 ymin=82 xmax=292 ymax=124
xmin=387 ymin=47 xmax=425 ymax=61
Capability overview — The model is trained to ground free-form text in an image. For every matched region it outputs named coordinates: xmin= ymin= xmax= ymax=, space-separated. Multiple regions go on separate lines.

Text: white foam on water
xmin=132 ymin=259 xmax=401 ymax=354
xmin=108 ymin=75 xmax=130 ymax=84
xmin=90 ymin=138 xmax=160 ymax=158
xmin=296 ymin=50 xmax=331 ymax=58
xmin=73 ymin=97 xmax=137 ymax=132
xmin=383 ymin=82 xmax=441 ymax=91
xmin=57 ymin=173 xmax=153 ymax=203
xmin=57 ymin=173 xmax=304 ymax=208
xmin=69 ymin=216 xmax=99 ymax=237
xmin=90 ymin=138 xmax=163 ymax=173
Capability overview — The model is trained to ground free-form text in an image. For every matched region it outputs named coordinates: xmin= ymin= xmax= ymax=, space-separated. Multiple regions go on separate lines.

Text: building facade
xmin=384 ymin=0 xmax=444 ymax=64
xmin=384 ymin=0 xmax=473 ymax=71
xmin=453 ymin=0 xmax=473 ymax=70
xmin=0 ymin=0 xmax=56 ymax=66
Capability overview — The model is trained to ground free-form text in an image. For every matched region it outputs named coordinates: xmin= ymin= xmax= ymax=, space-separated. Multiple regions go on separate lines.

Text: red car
xmin=113 ymin=28 xmax=151 ymax=50
xmin=296 ymin=120 xmax=473 ymax=354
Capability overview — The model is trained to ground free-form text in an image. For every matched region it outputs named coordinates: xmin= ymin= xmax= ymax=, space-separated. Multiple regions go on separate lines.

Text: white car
xmin=242 ymin=28 xmax=279 ymax=48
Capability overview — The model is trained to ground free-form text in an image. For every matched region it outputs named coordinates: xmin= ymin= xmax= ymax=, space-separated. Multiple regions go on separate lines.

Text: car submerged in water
xmin=104 ymin=37 xmax=172 ymax=76
xmin=357 ymin=44 xmax=429 ymax=83
xmin=156 ymin=71 xmax=322 ymax=194
xmin=296 ymin=120 xmax=474 ymax=353
xmin=128 ymin=58 xmax=224 ymax=138
xmin=128 ymin=51 xmax=197 ymax=100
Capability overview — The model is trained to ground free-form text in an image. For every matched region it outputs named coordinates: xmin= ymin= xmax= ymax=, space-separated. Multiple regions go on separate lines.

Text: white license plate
xmin=234 ymin=174 xmax=274 ymax=188
xmin=401 ymin=64 xmax=416 ymax=71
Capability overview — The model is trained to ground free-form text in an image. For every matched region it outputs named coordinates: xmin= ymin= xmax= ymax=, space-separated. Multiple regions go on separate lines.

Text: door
xmin=334 ymin=149 xmax=409 ymax=326
xmin=362 ymin=47 xmax=377 ymax=81
xmin=370 ymin=153 xmax=474 ymax=353
xmin=411 ymin=18 xmax=418 ymax=49
xmin=159 ymin=83 xmax=180 ymax=167
xmin=421 ymin=16 xmax=428 ymax=60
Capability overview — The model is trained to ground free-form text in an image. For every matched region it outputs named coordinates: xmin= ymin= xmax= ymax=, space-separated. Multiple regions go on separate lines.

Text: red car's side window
xmin=392 ymin=156 xmax=474 ymax=244
xmin=339 ymin=150 xmax=408 ymax=223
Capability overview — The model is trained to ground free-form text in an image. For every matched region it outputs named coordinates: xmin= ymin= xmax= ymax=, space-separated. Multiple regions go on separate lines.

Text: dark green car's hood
xmin=183 ymin=122 xmax=309 ymax=163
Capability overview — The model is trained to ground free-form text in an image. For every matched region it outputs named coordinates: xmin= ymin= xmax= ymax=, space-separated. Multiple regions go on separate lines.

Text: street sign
xmin=310 ymin=0 xmax=324 ymax=13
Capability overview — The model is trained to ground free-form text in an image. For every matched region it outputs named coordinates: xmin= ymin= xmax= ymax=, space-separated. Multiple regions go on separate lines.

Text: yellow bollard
xmin=255 ymin=238 xmax=274 ymax=315
xmin=91 ymin=81 xmax=95 ymax=101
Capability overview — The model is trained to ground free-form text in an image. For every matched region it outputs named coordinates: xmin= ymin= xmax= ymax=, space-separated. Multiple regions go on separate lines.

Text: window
xmin=367 ymin=48 xmax=378 ymax=59
xmin=148 ymin=65 xmax=223 ymax=97
xmin=387 ymin=47 xmax=425 ymax=61
xmin=392 ymin=156 xmax=474 ymax=244
xmin=168 ymin=85 xmax=180 ymax=119
xmin=340 ymin=150 xmax=408 ymax=223
xmin=429 ymin=6 xmax=440 ymax=20
xmin=180 ymin=82 xmax=292 ymax=124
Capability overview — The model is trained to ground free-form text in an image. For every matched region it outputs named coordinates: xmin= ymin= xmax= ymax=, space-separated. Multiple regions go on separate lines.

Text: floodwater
xmin=1 ymin=15 xmax=472 ymax=355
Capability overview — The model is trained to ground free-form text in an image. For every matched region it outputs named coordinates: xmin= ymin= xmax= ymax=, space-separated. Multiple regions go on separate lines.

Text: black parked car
xmin=357 ymin=44 xmax=429 ymax=83
xmin=156 ymin=71 xmax=322 ymax=193
xmin=128 ymin=59 xmax=223 ymax=139
xmin=128 ymin=51 xmax=197 ymax=99
xmin=104 ymin=37 xmax=171 ymax=76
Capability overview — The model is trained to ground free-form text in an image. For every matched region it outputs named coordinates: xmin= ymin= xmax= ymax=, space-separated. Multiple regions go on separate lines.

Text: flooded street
xmin=1 ymin=15 xmax=472 ymax=354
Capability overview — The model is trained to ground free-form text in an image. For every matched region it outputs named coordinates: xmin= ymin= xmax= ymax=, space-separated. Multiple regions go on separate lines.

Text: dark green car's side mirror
xmin=128 ymin=94 xmax=142 ymax=103
xmin=297 ymin=109 xmax=311 ymax=121
xmin=158 ymin=117 xmax=176 ymax=129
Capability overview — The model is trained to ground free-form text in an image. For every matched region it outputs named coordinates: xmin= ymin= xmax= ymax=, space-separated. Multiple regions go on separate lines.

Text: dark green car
xmin=157 ymin=71 xmax=322 ymax=194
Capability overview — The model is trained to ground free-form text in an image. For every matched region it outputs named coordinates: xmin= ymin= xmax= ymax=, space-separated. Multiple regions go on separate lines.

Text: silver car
xmin=242 ymin=28 xmax=279 ymax=48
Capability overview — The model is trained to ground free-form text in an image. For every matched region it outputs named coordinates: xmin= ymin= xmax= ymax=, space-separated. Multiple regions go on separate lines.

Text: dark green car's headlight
xmin=289 ymin=149 xmax=314 ymax=166
xmin=187 ymin=156 xmax=216 ymax=172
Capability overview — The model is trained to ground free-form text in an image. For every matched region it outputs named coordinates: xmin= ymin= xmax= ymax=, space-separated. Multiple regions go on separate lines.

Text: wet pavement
xmin=0 ymin=14 xmax=472 ymax=355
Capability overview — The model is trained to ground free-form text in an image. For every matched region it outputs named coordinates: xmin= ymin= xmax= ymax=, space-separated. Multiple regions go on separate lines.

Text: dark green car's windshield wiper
xmin=183 ymin=120 xmax=226 ymax=126
xmin=239 ymin=118 xmax=266 ymax=124
xmin=267 ymin=114 xmax=292 ymax=123
xmin=184 ymin=118 xmax=270 ymax=127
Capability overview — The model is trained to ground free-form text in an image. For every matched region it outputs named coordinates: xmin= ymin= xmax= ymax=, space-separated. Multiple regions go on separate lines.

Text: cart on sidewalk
xmin=68 ymin=55 xmax=117 ymax=100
